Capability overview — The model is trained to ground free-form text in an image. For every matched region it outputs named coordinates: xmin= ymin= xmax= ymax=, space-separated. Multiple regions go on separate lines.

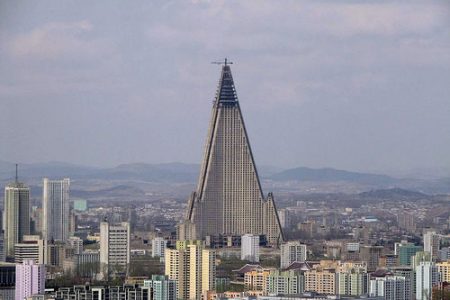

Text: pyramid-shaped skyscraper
xmin=179 ymin=62 xmax=283 ymax=246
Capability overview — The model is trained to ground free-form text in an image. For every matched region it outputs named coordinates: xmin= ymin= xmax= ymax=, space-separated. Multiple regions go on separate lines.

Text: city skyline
xmin=1 ymin=1 xmax=449 ymax=176
xmin=1 ymin=2 xmax=450 ymax=299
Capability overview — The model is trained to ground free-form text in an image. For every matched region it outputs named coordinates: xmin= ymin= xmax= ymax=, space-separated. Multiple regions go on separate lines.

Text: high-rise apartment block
xmin=244 ymin=268 xmax=272 ymax=291
xmin=390 ymin=266 xmax=414 ymax=299
xmin=397 ymin=212 xmax=416 ymax=232
xmin=360 ymin=245 xmax=383 ymax=272
xmin=396 ymin=243 xmax=422 ymax=266
xmin=337 ymin=262 xmax=369 ymax=297
xmin=369 ymin=275 xmax=411 ymax=300
xmin=266 ymin=269 xmax=304 ymax=295
xmin=278 ymin=209 xmax=291 ymax=229
xmin=437 ymin=260 xmax=450 ymax=283
xmin=4 ymin=177 xmax=30 ymax=258
xmin=99 ymin=221 xmax=130 ymax=279
xmin=412 ymin=251 xmax=432 ymax=269
xmin=304 ymin=267 xmax=336 ymax=295
xmin=439 ymin=247 xmax=450 ymax=261
xmin=67 ymin=236 xmax=83 ymax=255
xmin=152 ymin=237 xmax=167 ymax=260
xmin=280 ymin=241 xmax=307 ymax=268
xmin=15 ymin=260 xmax=45 ymax=300
xmin=46 ymin=240 xmax=66 ymax=269
xmin=164 ymin=241 xmax=216 ymax=300
xmin=241 ymin=234 xmax=259 ymax=263
xmin=423 ymin=230 xmax=441 ymax=260
xmin=178 ymin=62 xmax=283 ymax=246
xmin=42 ymin=178 xmax=70 ymax=242
xmin=30 ymin=207 xmax=43 ymax=236
xmin=416 ymin=261 xmax=440 ymax=300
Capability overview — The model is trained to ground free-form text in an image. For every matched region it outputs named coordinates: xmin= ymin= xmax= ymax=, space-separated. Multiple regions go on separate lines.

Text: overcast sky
xmin=1 ymin=0 xmax=449 ymax=176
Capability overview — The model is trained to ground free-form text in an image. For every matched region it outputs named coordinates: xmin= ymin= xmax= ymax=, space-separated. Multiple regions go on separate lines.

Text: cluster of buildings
xmin=2 ymin=62 xmax=450 ymax=300
xmin=203 ymin=235 xmax=449 ymax=300
xmin=3 ymin=170 xmax=448 ymax=300
xmin=1 ymin=169 xmax=136 ymax=299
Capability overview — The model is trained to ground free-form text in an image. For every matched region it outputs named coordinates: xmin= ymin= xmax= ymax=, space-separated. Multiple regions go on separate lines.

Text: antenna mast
xmin=211 ymin=57 xmax=233 ymax=66
xmin=15 ymin=163 xmax=18 ymax=183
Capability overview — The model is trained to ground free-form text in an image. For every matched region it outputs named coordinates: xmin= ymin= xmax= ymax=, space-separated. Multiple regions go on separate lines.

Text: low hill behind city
xmin=0 ymin=160 xmax=449 ymax=195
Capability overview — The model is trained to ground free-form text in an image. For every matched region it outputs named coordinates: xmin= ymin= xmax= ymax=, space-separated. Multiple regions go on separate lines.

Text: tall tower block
xmin=4 ymin=165 xmax=30 ymax=258
xmin=180 ymin=61 xmax=283 ymax=246
xmin=42 ymin=178 xmax=71 ymax=242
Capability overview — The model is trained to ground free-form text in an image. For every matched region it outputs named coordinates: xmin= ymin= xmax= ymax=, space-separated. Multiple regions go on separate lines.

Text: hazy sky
xmin=1 ymin=1 xmax=449 ymax=175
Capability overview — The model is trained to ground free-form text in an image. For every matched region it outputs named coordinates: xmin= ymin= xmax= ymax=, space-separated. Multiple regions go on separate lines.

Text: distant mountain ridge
xmin=269 ymin=167 xmax=396 ymax=184
xmin=0 ymin=161 xmax=200 ymax=183
xmin=0 ymin=161 xmax=281 ymax=183
xmin=0 ymin=161 xmax=449 ymax=194
xmin=359 ymin=188 xmax=429 ymax=199
xmin=0 ymin=160 xmax=97 ymax=181
xmin=93 ymin=163 xmax=199 ymax=182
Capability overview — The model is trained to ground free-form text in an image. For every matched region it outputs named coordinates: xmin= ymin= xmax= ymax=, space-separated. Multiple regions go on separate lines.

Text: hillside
xmin=269 ymin=167 xmax=397 ymax=185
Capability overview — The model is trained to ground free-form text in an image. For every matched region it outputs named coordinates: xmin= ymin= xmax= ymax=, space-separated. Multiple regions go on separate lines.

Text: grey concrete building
xmin=4 ymin=173 xmax=30 ymax=258
xmin=179 ymin=61 xmax=283 ymax=246
xmin=42 ymin=178 xmax=70 ymax=242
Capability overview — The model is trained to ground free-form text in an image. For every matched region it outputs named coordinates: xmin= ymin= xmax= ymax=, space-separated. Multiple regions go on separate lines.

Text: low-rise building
xmin=55 ymin=284 xmax=150 ymax=300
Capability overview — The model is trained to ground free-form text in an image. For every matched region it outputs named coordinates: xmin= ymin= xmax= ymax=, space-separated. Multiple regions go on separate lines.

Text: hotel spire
xmin=179 ymin=62 xmax=283 ymax=246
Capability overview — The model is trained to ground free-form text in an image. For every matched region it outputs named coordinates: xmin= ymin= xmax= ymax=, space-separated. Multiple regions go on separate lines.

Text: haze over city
xmin=2 ymin=2 xmax=450 ymax=300
xmin=1 ymin=1 xmax=450 ymax=177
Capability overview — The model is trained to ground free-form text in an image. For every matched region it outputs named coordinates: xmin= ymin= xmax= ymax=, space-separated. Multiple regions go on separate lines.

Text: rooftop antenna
xmin=211 ymin=58 xmax=233 ymax=66
xmin=15 ymin=163 xmax=18 ymax=184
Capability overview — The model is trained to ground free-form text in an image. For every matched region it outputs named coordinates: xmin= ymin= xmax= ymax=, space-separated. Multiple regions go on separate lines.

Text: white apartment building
xmin=152 ymin=237 xmax=167 ymax=260
xmin=423 ymin=230 xmax=441 ymax=259
xmin=42 ymin=178 xmax=71 ymax=242
xmin=14 ymin=235 xmax=46 ymax=265
xmin=67 ymin=236 xmax=83 ymax=255
xmin=280 ymin=241 xmax=307 ymax=268
xmin=100 ymin=221 xmax=130 ymax=279
xmin=241 ymin=234 xmax=259 ymax=263
xmin=416 ymin=261 xmax=440 ymax=300
xmin=369 ymin=275 xmax=410 ymax=300
xmin=15 ymin=260 xmax=45 ymax=300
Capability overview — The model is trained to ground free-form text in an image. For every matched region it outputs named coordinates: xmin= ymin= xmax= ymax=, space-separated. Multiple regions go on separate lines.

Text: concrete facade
xmin=179 ymin=64 xmax=283 ymax=246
